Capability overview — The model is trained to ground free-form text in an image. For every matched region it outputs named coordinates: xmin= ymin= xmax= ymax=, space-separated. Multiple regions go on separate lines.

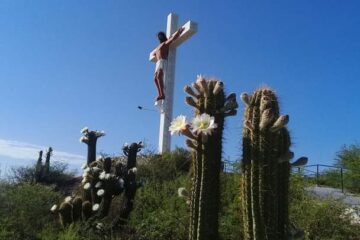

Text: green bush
xmin=2 ymin=149 xmax=360 ymax=240
xmin=0 ymin=182 xmax=63 ymax=240
xmin=334 ymin=144 xmax=360 ymax=193
xmin=128 ymin=175 xmax=189 ymax=240
xmin=9 ymin=161 xmax=75 ymax=187
xmin=137 ymin=147 xmax=191 ymax=182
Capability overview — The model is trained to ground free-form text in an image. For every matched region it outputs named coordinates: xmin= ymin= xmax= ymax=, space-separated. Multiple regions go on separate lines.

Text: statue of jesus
xmin=152 ymin=27 xmax=185 ymax=102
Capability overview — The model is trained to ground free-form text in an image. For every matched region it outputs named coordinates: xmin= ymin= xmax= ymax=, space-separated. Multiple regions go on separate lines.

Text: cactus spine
xmin=183 ymin=76 xmax=238 ymax=240
xmin=240 ymin=88 xmax=294 ymax=240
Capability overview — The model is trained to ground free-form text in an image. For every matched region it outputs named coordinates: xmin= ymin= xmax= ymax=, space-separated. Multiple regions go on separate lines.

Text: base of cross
xmin=154 ymin=99 xmax=165 ymax=113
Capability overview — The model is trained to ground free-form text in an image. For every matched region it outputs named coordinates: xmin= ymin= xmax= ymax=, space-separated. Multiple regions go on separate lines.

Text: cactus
xmin=240 ymin=88 xmax=307 ymax=240
xmin=34 ymin=147 xmax=53 ymax=183
xmin=34 ymin=150 xmax=43 ymax=182
xmin=72 ymin=197 xmax=83 ymax=221
xmin=58 ymin=201 xmax=73 ymax=227
xmin=80 ymin=127 xmax=105 ymax=165
xmin=112 ymin=142 xmax=143 ymax=228
xmin=52 ymin=128 xmax=143 ymax=230
xmin=44 ymin=147 xmax=53 ymax=177
xmin=173 ymin=76 xmax=238 ymax=240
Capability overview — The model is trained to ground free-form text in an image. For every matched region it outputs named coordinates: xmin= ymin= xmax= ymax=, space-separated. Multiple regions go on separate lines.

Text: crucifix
xmin=149 ymin=13 xmax=197 ymax=154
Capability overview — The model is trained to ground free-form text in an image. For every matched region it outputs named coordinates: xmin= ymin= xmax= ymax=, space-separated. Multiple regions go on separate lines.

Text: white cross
xmin=149 ymin=13 xmax=197 ymax=153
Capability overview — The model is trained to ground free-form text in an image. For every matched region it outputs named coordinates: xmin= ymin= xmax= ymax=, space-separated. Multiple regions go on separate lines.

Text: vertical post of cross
xmin=149 ymin=13 xmax=197 ymax=154
xmin=157 ymin=13 xmax=178 ymax=153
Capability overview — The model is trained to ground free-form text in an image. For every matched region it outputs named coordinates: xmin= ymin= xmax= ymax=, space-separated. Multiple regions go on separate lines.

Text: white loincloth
xmin=155 ymin=59 xmax=168 ymax=74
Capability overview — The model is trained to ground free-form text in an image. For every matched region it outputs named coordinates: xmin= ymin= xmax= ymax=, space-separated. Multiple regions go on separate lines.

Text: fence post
xmin=316 ymin=164 xmax=319 ymax=186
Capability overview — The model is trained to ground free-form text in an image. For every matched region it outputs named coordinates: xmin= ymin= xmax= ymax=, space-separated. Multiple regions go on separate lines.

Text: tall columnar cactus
xmin=240 ymin=88 xmax=307 ymax=240
xmin=34 ymin=147 xmax=53 ymax=183
xmin=44 ymin=147 xmax=53 ymax=177
xmin=171 ymin=76 xmax=238 ymax=240
xmin=112 ymin=142 xmax=143 ymax=228
xmin=35 ymin=150 xmax=43 ymax=182
xmin=80 ymin=127 xmax=105 ymax=165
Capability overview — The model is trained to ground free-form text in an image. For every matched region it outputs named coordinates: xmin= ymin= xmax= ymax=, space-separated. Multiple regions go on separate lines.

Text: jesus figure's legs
xmin=154 ymin=69 xmax=165 ymax=101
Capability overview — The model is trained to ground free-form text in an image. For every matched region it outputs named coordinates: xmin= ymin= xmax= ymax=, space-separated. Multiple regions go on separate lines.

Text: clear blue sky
xmin=0 ymin=0 xmax=359 ymax=173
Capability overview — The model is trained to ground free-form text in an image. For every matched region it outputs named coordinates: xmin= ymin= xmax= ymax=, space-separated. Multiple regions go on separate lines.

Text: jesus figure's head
xmin=157 ymin=31 xmax=167 ymax=43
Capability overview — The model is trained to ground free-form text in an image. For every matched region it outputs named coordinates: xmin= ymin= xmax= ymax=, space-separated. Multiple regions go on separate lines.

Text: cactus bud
xmin=270 ymin=115 xmax=289 ymax=132
xmin=259 ymin=109 xmax=274 ymax=131
xmin=240 ymin=93 xmax=251 ymax=105
xmin=278 ymin=151 xmax=295 ymax=163
xmin=184 ymin=85 xmax=198 ymax=99
xmin=185 ymin=139 xmax=197 ymax=149
xmin=197 ymin=77 xmax=209 ymax=97
xmin=185 ymin=96 xmax=198 ymax=108
xmin=244 ymin=120 xmax=254 ymax=131
xmin=260 ymin=95 xmax=271 ymax=112
xmin=213 ymin=81 xmax=223 ymax=95
xmin=192 ymin=82 xmax=202 ymax=95
xmin=291 ymin=157 xmax=308 ymax=167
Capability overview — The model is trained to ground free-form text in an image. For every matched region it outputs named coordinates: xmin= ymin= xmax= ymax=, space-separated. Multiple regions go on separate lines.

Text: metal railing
xmin=294 ymin=164 xmax=360 ymax=193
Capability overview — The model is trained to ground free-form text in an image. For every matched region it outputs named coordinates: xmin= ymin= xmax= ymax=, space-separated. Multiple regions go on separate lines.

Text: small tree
xmin=335 ymin=143 xmax=360 ymax=192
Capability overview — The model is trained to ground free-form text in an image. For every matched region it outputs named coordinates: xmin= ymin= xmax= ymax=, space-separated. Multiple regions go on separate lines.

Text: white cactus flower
xmin=95 ymin=130 xmax=106 ymax=137
xmin=128 ymin=167 xmax=137 ymax=174
xmin=191 ymin=113 xmax=217 ymax=136
xmin=118 ymin=178 xmax=124 ymax=188
xmin=82 ymin=172 xmax=88 ymax=178
xmin=81 ymin=178 xmax=88 ymax=184
xmin=83 ymin=167 xmax=90 ymax=173
xmin=92 ymin=203 xmax=100 ymax=211
xmin=97 ymin=189 xmax=105 ymax=197
xmin=50 ymin=204 xmax=58 ymax=212
xmin=196 ymin=74 xmax=204 ymax=81
xmin=83 ymin=182 xmax=91 ymax=190
xmin=99 ymin=171 xmax=106 ymax=180
xmin=95 ymin=182 xmax=102 ymax=188
xmin=178 ymin=187 xmax=189 ymax=198
xmin=81 ymin=163 xmax=88 ymax=169
xmin=80 ymin=127 xmax=89 ymax=134
xmin=64 ymin=196 xmax=72 ymax=203
xmin=92 ymin=166 xmax=101 ymax=172
xmin=79 ymin=136 xmax=89 ymax=143
xmin=169 ymin=115 xmax=188 ymax=135
xmin=104 ymin=173 xmax=111 ymax=180
xmin=96 ymin=222 xmax=104 ymax=230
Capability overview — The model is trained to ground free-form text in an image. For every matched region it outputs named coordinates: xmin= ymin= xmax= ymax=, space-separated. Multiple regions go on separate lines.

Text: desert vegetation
xmin=0 ymin=78 xmax=359 ymax=240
